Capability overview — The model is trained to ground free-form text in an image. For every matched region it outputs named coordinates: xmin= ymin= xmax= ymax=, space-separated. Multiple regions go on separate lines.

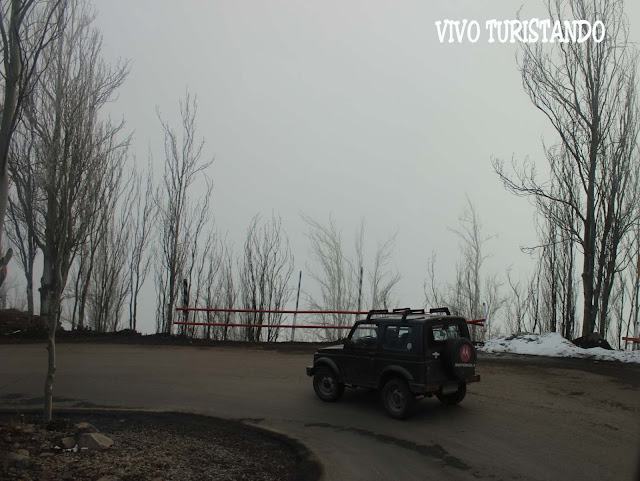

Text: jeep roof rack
xmin=366 ymin=309 xmax=390 ymax=320
xmin=366 ymin=308 xmax=427 ymax=321
xmin=401 ymin=308 xmax=425 ymax=321
xmin=389 ymin=307 xmax=426 ymax=321
xmin=429 ymin=307 xmax=451 ymax=316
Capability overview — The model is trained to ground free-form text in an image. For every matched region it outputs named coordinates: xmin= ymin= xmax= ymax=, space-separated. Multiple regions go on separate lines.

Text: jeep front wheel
xmin=313 ymin=367 xmax=344 ymax=402
xmin=436 ymin=382 xmax=467 ymax=405
xmin=381 ymin=378 xmax=414 ymax=419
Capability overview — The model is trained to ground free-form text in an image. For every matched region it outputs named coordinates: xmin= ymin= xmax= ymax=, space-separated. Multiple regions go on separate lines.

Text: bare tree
xmin=303 ymin=215 xmax=400 ymax=341
xmin=86 ymin=200 xmax=132 ymax=332
xmin=303 ymin=215 xmax=358 ymax=340
xmin=155 ymin=91 xmax=213 ymax=334
xmin=631 ymin=233 xmax=640 ymax=350
xmin=493 ymin=0 xmax=640 ymax=336
xmin=239 ymin=214 xmax=294 ymax=342
xmin=70 ymin=223 xmax=97 ymax=330
xmin=217 ymin=243 xmax=237 ymax=340
xmin=0 ymin=0 xmax=66 ymax=284
xmin=369 ymin=234 xmax=401 ymax=310
xmin=504 ymin=269 xmax=532 ymax=334
xmin=424 ymin=199 xmax=502 ymax=340
xmin=19 ymin=2 xmax=130 ymax=422
xmin=187 ymin=241 xmax=237 ymax=341
xmin=179 ymin=189 xmax=213 ymax=338
xmin=0 ymin=236 xmax=23 ymax=308
xmin=523 ymin=191 xmax=579 ymax=339
xmin=73 ymin=167 xmax=135 ymax=333
xmin=70 ymin=165 xmax=129 ymax=331
xmin=6 ymin=127 xmax=42 ymax=314
xmin=196 ymin=233 xmax=225 ymax=339
xmin=126 ymin=164 xmax=154 ymax=331
xmin=618 ymin=224 xmax=640 ymax=349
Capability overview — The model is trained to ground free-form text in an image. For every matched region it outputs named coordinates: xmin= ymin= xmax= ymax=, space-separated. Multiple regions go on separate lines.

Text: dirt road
xmin=1 ymin=343 xmax=638 ymax=480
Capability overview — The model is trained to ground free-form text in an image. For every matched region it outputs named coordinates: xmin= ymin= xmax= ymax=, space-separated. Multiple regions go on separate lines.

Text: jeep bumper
xmin=414 ymin=374 xmax=481 ymax=394
xmin=466 ymin=374 xmax=481 ymax=384
xmin=306 ymin=366 xmax=315 ymax=377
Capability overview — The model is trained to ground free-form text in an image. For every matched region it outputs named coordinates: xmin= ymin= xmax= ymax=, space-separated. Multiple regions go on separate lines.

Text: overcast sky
xmin=89 ymin=1 xmax=640 ymax=334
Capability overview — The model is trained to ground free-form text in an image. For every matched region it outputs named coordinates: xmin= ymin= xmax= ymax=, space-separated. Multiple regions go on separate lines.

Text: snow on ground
xmin=480 ymin=332 xmax=640 ymax=363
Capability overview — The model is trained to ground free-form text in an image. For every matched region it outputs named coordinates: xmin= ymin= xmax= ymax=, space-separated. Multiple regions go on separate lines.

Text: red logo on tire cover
xmin=460 ymin=345 xmax=472 ymax=363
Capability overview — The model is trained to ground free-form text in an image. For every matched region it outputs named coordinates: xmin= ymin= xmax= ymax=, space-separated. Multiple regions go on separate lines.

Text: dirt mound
xmin=0 ymin=310 xmax=48 ymax=336
xmin=572 ymin=332 xmax=613 ymax=350
xmin=57 ymin=328 xmax=142 ymax=341
xmin=1 ymin=410 xmax=321 ymax=481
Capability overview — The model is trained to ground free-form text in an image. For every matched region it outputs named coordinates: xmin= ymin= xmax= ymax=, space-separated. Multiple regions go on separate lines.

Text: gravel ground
xmin=1 ymin=411 xmax=321 ymax=481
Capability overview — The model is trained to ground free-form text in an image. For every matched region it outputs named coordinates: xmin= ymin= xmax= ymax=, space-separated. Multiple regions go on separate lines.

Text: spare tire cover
xmin=445 ymin=338 xmax=477 ymax=380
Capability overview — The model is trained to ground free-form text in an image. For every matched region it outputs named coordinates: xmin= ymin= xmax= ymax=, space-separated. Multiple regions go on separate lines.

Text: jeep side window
xmin=431 ymin=324 xmax=460 ymax=343
xmin=349 ymin=323 xmax=378 ymax=348
xmin=382 ymin=325 xmax=416 ymax=351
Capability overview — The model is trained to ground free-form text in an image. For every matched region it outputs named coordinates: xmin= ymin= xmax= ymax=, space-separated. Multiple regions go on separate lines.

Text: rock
xmin=60 ymin=437 xmax=76 ymax=450
xmin=22 ymin=424 xmax=35 ymax=434
xmin=96 ymin=477 xmax=121 ymax=481
xmin=74 ymin=422 xmax=99 ymax=434
xmin=3 ymin=452 xmax=30 ymax=470
xmin=2 ymin=434 xmax=11 ymax=443
xmin=16 ymin=449 xmax=29 ymax=457
xmin=39 ymin=452 xmax=54 ymax=458
xmin=11 ymin=442 xmax=20 ymax=450
xmin=77 ymin=432 xmax=114 ymax=450
xmin=572 ymin=332 xmax=613 ymax=350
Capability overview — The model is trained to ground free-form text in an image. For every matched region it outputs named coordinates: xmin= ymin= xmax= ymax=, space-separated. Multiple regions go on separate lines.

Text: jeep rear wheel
xmin=313 ymin=367 xmax=344 ymax=402
xmin=381 ymin=378 xmax=414 ymax=419
xmin=436 ymin=382 xmax=467 ymax=405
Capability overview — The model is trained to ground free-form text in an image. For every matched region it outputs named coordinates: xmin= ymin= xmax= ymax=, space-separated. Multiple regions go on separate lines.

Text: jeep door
xmin=376 ymin=324 xmax=423 ymax=382
xmin=342 ymin=322 xmax=379 ymax=387
xmin=425 ymin=321 xmax=468 ymax=383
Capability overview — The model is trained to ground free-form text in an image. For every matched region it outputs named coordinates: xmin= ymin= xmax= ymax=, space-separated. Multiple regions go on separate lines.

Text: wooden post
xmin=356 ymin=265 xmax=363 ymax=323
xmin=634 ymin=255 xmax=639 ymax=350
xmin=291 ymin=271 xmax=302 ymax=342
xmin=182 ymin=279 xmax=189 ymax=337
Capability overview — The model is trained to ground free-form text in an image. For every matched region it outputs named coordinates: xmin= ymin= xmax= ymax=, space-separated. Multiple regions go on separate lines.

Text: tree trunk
xmin=129 ymin=261 xmax=142 ymax=330
xmin=40 ymin=257 xmax=60 ymax=423
xmin=43 ymin=313 xmax=57 ymax=423
xmin=167 ymin=277 xmax=175 ymax=334
xmin=26 ymin=252 xmax=34 ymax=315
xmin=633 ymin=258 xmax=640 ymax=351
xmin=0 ymin=1 xmax=24 ymax=266
xmin=78 ymin=247 xmax=97 ymax=330
xmin=581 ymin=140 xmax=598 ymax=335
xmin=0 ymin=169 xmax=9 ymax=252
xmin=565 ymin=251 xmax=575 ymax=339
xmin=41 ymin=189 xmax=60 ymax=423
xmin=598 ymin=274 xmax=614 ymax=338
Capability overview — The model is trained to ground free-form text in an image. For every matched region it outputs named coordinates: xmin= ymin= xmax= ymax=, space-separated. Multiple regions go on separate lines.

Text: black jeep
xmin=306 ymin=308 xmax=480 ymax=418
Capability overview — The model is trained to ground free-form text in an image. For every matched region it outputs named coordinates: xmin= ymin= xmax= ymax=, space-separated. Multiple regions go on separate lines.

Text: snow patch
xmin=480 ymin=332 xmax=640 ymax=363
